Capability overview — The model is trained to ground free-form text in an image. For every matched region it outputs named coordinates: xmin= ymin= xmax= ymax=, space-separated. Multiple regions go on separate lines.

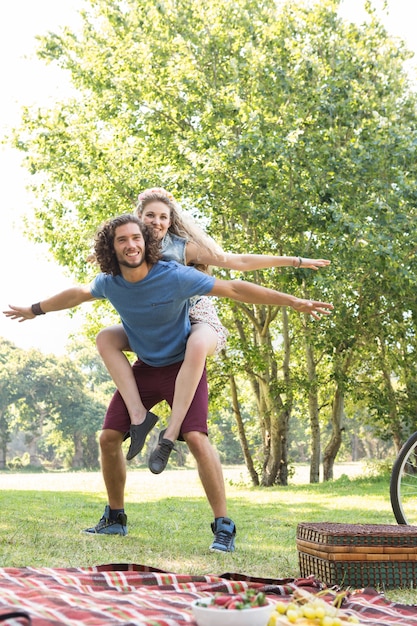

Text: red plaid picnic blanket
xmin=0 ymin=564 xmax=415 ymax=625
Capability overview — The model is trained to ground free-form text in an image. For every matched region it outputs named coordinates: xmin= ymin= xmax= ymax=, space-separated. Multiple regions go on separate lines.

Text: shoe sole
xmin=83 ymin=528 xmax=128 ymax=536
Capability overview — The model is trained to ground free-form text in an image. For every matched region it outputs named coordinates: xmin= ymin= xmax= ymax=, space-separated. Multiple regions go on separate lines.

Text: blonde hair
xmin=136 ymin=187 xmax=224 ymax=273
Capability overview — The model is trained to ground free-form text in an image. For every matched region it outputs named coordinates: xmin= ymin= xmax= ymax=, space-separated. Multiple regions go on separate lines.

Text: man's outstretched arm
xmin=209 ymin=278 xmax=333 ymax=320
xmin=3 ymin=286 xmax=96 ymax=322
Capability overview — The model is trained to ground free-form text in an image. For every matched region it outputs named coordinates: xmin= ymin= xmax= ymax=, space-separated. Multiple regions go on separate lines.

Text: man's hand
xmin=292 ymin=299 xmax=334 ymax=320
xmin=3 ymin=305 xmax=36 ymax=322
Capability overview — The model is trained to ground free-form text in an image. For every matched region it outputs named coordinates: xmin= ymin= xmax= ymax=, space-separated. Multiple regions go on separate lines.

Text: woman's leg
xmin=97 ymin=326 xmax=159 ymax=460
xmin=148 ymin=323 xmax=217 ymax=474
xmin=96 ymin=325 xmax=147 ymax=425
xmin=163 ymin=323 xmax=217 ymax=442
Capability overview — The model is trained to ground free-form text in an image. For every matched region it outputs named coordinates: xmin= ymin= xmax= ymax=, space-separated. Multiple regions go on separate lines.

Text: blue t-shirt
xmin=90 ymin=260 xmax=215 ymax=366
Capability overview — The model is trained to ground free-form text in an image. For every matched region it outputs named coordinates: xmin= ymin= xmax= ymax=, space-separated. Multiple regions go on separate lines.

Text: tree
xmin=0 ymin=340 xmax=26 ymax=468
xmin=12 ymin=0 xmax=417 ymax=482
xmin=0 ymin=339 xmax=107 ymax=468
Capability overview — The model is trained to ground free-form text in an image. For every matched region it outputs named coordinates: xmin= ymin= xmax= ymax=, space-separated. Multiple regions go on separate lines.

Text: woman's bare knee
xmin=187 ymin=325 xmax=218 ymax=358
xmin=96 ymin=325 xmax=130 ymax=354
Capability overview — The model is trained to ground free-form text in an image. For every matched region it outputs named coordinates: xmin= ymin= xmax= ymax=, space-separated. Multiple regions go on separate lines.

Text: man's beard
xmin=118 ymin=255 xmax=146 ymax=269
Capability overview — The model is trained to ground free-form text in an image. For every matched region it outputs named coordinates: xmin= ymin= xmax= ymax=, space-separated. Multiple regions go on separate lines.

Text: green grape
xmin=314 ymin=606 xmax=327 ymax=619
xmin=274 ymin=601 xmax=289 ymax=615
xmin=268 ymin=591 xmax=364 ymax=626
xmin=302 ymin=605 xmax=317 ymax=619
xmin=267 ymin=614 xmax=280 ymax=626
xmin=286 ymin=608 xmax=301 ymax=623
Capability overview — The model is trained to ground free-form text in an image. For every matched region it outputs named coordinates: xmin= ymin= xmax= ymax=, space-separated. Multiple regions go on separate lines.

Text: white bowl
xmin=191 ymin=598 xmax=275 ymax=626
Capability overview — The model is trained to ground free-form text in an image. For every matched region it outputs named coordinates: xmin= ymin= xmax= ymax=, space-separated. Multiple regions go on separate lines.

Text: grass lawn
xmin=0 ymin=462 xmax=416 ymax=604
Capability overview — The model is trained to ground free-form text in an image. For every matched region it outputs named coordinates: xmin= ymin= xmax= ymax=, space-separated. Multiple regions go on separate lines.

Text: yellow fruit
xmin=302 ymin=606 xmax=317 ymax=619
xmin=274 ymin=601 xmax=289 ymax=615
xmin=286 ymin=608 xmax=302 ymax=623
xmin=314 ymin=606 xmax=326 ymax=619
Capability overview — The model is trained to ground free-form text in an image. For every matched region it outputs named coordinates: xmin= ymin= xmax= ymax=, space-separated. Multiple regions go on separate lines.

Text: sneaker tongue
xmin=214 ymin=517 xmax=235 ymax=531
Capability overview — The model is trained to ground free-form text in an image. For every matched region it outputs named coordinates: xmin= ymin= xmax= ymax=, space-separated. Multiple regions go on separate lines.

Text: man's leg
xmin=183 ymin=431 xmax=226 ymax=517
xmin=85 ymin=361 xmax=165 ymax=536
xmin=84 ymin=380 xmax=133 ymax=536
xmin=84 ymin=428 xmax=128 ymax=536
xmin=137 ymin=360 xmax=236 ymax=551
xmin=173 ymin=365 xmax=236 ymax=552
xmin=183 ymin=430 xmax=236 ymax=552
xmin=100 ymin=428 xmax=126 ymax=510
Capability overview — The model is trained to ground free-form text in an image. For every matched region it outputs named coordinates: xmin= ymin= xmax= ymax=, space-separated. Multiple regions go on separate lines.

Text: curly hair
xmin=94 ymin=214 xmax=161 ymax=276
xmin=136 ymin=187 xmax=224 ymax=274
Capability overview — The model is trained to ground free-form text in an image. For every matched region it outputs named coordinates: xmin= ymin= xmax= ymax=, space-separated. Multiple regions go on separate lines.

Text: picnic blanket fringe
xmin=0 ymin=564 xmax=415 ymax=625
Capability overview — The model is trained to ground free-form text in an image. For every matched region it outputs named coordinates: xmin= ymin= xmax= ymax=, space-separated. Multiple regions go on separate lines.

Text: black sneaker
xmin=209 ymin=517 xmax=236 ymax=552
xmin=83 ymin=505 xmax=127 ymax=536
xmin=126 ymin=411 xmax=159 ymax=460
xmin=148 ymin=432 xmax=176 ymax=474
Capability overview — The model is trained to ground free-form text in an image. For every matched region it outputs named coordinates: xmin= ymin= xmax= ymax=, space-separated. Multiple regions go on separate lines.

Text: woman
xmin=96 ymin=188 xmax=330 ymax=472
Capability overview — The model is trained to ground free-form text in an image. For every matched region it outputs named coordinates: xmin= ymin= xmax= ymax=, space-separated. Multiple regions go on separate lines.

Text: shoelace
xmin=98 ymin=514 xmax=126 ymax=529
xmin=154 ymin=441 xmax=174 ymax=462
xmin=96 ymin=516 xmax=111 ymax=529
xmin=213 ymin=529 xmax=233 ymax=548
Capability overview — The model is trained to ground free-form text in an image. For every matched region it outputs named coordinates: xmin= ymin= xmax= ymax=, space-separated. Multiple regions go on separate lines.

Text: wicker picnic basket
xmin=297 ymin=522 xmax=417 ymax=588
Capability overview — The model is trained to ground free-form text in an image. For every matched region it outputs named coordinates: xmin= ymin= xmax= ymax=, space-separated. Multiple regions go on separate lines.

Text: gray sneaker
xmin=148 ymin=434 xmax=176 ymax=474
xmin=126 ymin=410 xmax=159 ymax=460
xmin=84 ymin=505 xmax=127 ymax=536
xmin=209 ymin=517 xmax=236 ymax=552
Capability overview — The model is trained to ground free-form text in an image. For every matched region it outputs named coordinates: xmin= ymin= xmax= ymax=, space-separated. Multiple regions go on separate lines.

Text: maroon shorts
xmin=103 ymin=360 xmax=209 ymax=436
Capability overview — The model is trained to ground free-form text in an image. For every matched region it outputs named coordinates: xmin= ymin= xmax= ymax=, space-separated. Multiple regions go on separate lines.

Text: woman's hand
xmin=298 ymin=258 xmax=331 ymax=270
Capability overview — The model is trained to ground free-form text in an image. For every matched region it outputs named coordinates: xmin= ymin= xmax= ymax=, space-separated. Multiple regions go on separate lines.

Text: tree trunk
xmin=262 ymin=307 xmax=292 ymax=486
xmin=0 ymin=411 xmax=8 ymax=469
xmin=0 ymin=445 xmax=6 ymax=469
xmin=305 ymin=339 xmax=320 ymax=483
xmin=26 ymin=435 xmax=43 ymax=467
xmin=228 ymin=373 xmax=259 ymax=486
xmin=83 ymin=432 xmax=100 ymax=469
xmin=322 ymin=385 xmax=344 ymax=481
xmin=72 ymin=432 xmax=84 ymax=468
xmin=379 ymin=337 xmax=402 ymax=453
xmin=227 ymin=303 xmax=292 ymax=486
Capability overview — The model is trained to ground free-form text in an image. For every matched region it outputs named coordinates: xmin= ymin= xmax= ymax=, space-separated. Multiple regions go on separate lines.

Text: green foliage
xmin=7 ymin=452 xmax=31 ymax=470
xmin=362 ymin=456 xmax=396 ymax=480
xmin=9 ymin=0 xmax=417 ymax=481
xmin=0 ymin=337 xmax=111 ymax=469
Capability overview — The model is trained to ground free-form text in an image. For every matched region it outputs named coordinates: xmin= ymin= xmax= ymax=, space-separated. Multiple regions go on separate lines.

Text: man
xmin=4 ymin=214 xmax=333 ymax=552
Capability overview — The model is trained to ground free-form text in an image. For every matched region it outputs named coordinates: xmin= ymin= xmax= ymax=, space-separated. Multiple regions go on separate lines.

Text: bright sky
xmin=0 ymin=0 xmax=416 ymax=356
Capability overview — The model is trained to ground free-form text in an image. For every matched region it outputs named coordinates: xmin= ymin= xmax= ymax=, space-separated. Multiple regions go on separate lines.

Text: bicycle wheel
xmin=390 ymin=431 xmax=417 ymax=525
